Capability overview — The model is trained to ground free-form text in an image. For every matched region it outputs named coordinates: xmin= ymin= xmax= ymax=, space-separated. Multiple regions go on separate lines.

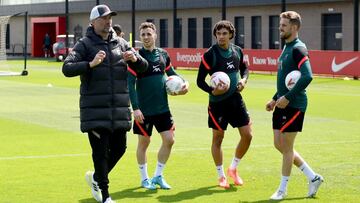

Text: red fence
xmin=165 ymin=48 xmax=360 ymax=77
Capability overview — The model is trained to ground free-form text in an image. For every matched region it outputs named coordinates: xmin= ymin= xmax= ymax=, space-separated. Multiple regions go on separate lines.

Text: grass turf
xmin=0 ymin=59 xmax=359 ymax=202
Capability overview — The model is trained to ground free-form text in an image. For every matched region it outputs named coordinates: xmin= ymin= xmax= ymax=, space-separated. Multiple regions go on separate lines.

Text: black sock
xmin=101 ymin=190 xmax=109 ymax=202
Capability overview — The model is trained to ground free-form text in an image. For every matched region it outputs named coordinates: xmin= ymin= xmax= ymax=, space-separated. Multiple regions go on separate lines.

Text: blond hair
xmin=280 ymin=11 xmax=302 ymax=29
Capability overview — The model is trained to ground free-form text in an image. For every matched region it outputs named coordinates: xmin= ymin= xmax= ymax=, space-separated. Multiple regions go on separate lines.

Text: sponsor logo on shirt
xmin=226 ymin=61 xmax=235 ymax=69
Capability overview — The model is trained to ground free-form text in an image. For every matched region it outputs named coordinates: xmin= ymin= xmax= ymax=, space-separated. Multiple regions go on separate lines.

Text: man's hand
xmin=276 ymin=96 xmax=289 ymax=109
xmin=211 ymin=81 xmax=229 ymax=96
xmin=89 ymin=50 xmax=106 ymax=68
xmin=123 ymin=50 xmax=137 ymax=62
xmin=133 ymin=109 xmax=144 ymax=124
xmin=265 ymin=99 xmax=276 ymax=111
xmin=171 ymin=81 xmax=189 ymax=96
xmin=237 ymin=78 xmax=247 ymax=92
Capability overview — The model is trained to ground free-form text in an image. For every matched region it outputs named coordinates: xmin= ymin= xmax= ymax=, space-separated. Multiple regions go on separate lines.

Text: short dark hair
xmin=213 ymin=20 xmax=235 ymax=39
xmin=113 ymin=24 xmax=123 ymax=33
xmin=139 ymin=22 xmax=156 ymax=32
xmin=280 ymin=11 xmax=302 ymax=29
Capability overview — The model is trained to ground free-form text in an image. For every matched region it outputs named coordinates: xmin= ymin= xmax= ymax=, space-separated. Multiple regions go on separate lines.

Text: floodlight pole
xmin=281 ymin=0 xmax=286 ymax=49
xmin=173 ymin=0 xmax=177 ymax=48
xmin=222 ymin=0 xmax=226 ymax=20
xmin=354 ymin=0 xmax=359 ymax=51
xmin=65 ymin=0 xmax=69 ymax=56
xmin=132 ymin=0 xmax=135 ymax=47
xmin=22 ymin=11 xmax=28 ymax=75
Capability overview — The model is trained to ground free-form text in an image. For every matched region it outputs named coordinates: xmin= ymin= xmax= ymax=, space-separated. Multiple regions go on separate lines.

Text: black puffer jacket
xmin=62 ymin=26 xmax=148 ymax=132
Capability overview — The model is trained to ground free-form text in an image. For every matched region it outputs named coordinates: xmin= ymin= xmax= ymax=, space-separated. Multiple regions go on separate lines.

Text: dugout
xmin=31 ymin=16 xmax=65 ymax=57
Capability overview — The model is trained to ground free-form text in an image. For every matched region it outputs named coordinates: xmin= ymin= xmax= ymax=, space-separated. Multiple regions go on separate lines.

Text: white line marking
xmin=0 ymin=140 xmax=359 ymax=161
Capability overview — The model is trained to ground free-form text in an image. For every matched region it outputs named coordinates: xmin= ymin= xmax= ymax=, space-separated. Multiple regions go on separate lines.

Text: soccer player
xmin=128 ymin=22 xmax=188 ymax=190
xmin=265 ymin=11 xmax=324 ymax=200
xmin=62 ymin=4 xmax=148 ymax=203
xmin=196 ymin=20 xmax=253 ymax=189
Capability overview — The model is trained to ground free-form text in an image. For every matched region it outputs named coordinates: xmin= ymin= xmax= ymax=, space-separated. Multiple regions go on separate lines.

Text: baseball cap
xmin=89 ymin=4 xmax=117 ymax=21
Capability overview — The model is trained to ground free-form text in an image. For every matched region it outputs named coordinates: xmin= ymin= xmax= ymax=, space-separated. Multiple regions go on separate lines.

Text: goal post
xmin=0 ymin=11 xmax=28 ymax=76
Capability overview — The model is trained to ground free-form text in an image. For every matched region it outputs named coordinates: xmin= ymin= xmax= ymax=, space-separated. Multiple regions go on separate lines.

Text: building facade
xmin=0 ymin=0 xmax=357 ymax=55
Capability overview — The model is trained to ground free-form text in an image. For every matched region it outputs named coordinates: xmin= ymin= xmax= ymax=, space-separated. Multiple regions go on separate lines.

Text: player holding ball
xmin=265 ymin=11 xmax=323 ymax=200
xmin=196 ymin=20 xmax=252 ymax=189
xmin=128 ymin=22 xmax=188 ymax=190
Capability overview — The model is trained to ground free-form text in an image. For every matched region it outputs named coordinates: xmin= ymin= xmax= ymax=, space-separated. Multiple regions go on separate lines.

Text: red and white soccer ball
xmin=210 ymin=71 xmax=230 ymax=89
xmin=285 ymin=70 xmax=301 ymax=90
xmin=165 ymin=75 xmax=186 ymax=94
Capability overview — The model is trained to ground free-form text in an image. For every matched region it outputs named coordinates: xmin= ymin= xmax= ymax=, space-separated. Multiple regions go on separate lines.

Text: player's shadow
xmin=111 ymin=186 xmax=158 ymax=200
xmin=156 ymin=185 xmax=238 ymax=202
xmin=239 ymin=196 xmax=310 ymax=203
xmin=78 ymin=186 xmax=158 ymax=202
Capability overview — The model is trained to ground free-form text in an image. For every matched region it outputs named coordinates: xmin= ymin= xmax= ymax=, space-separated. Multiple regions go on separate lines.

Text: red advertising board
xmin=165 ymin=48 xmax=360 ymax=77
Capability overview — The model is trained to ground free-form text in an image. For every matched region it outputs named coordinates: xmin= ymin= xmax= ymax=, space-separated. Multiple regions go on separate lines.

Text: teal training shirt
xmin=128 ymin=47 xmax=179 ymax=116
xmin=197 ymin=43 xmax=249 ymax=102
xmin=273 ymin=38 xmax=313 ymax=112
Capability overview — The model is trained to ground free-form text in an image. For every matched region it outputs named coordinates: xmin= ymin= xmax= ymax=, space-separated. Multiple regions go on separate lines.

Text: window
xmin=160 ymin=19 xmax=168 ymax=47
xmin=174 ymin=18 xmax=182 ymax=48
xmin=251 ymin=16 xmax=262 ymax=49
xmin=203 ymin=17 xmax=212 ymax=48
xmin=322 ymin=13 xmax=342 ymax=50
xmin=188 ymin=18 xmax=197 ymax=48
xmin=234 ymin=16 xmax=244 ymax=48
xmin=269 ymin=15 xmax=280 ymax=49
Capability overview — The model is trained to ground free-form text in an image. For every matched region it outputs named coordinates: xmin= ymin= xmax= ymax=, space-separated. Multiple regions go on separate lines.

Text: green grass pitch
xmin=0 ymin=60 xmax=359 ymax=202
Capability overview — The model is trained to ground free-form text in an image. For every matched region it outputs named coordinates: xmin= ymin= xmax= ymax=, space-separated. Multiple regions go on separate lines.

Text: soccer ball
xmin=165 ymin=75 xmax=185 ymax=94
xmin=210 ymin=71 xmax=230 ymax=89
xmin=285 ymin=70 xmax=301 ymax=90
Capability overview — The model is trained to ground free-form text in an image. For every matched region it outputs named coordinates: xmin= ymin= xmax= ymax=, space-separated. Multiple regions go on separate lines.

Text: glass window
xmin=234 ymin=16 xmax=244 ymax=48
xmin=251 ymin=16 xmax=262 ymax=49
xmin=188 ymin=18 xmax=197 ymax=48
xmin=269 ymin=15 xmax=280 ymax=49
xmin=160 ymin=19 xmax=168 ymax=47
xmin=322 ymin=13 xmax=342 ymax=50
xmin=203 ymin=17 xmax=212 ymax=48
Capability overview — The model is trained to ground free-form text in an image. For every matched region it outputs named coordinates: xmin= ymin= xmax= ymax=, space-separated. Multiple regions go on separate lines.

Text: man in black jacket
xmin=62 ymin=4 xmax=148 ymax=203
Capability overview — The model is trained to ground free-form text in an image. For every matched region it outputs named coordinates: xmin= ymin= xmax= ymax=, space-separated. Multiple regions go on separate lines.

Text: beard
xmin=280 ymin=31 xmax=291 ymax=40
xmin=103 ymin=27 xmax=111 ymax=33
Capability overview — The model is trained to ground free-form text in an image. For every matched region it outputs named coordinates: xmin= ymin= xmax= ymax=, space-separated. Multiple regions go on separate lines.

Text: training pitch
xmin=0 ymin=59 xmax=359 ymax=202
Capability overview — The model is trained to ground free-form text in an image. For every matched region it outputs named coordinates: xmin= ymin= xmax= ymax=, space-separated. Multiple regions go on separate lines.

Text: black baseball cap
xmin=89 ymin=4 xmax=117 ymax=21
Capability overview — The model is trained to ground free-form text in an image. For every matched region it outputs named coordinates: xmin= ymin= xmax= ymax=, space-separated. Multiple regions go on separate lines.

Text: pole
xmin=65 ymin=0 xmax=69 ymax=56
xmin=222 ymin=0 xmax=226 ymax=20
xmin=96 ymin=0 xmax=99 ymax=5
xmin=173 ymin=0 xmax=177 ymax=47
xmin=281 ymin=0 xmax=286 ymax=13
xmin=354 ymin=0 xmax=359 ymax=51
xmin=132 ymin=0 xmax=135 ymax=47
xmin=22 ymin=11 xmax=28 ymax=75
xmin=281 ymin=0 xmax=286 ymax=49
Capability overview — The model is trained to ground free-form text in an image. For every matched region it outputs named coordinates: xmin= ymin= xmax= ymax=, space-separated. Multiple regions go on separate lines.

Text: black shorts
xmin=272 ymin=106 xmax=305 ymax=132
xmin=208 ymin=92 xmax=250 ymax=131
xmin=133 ymin=111 xmax=174 ymax=136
